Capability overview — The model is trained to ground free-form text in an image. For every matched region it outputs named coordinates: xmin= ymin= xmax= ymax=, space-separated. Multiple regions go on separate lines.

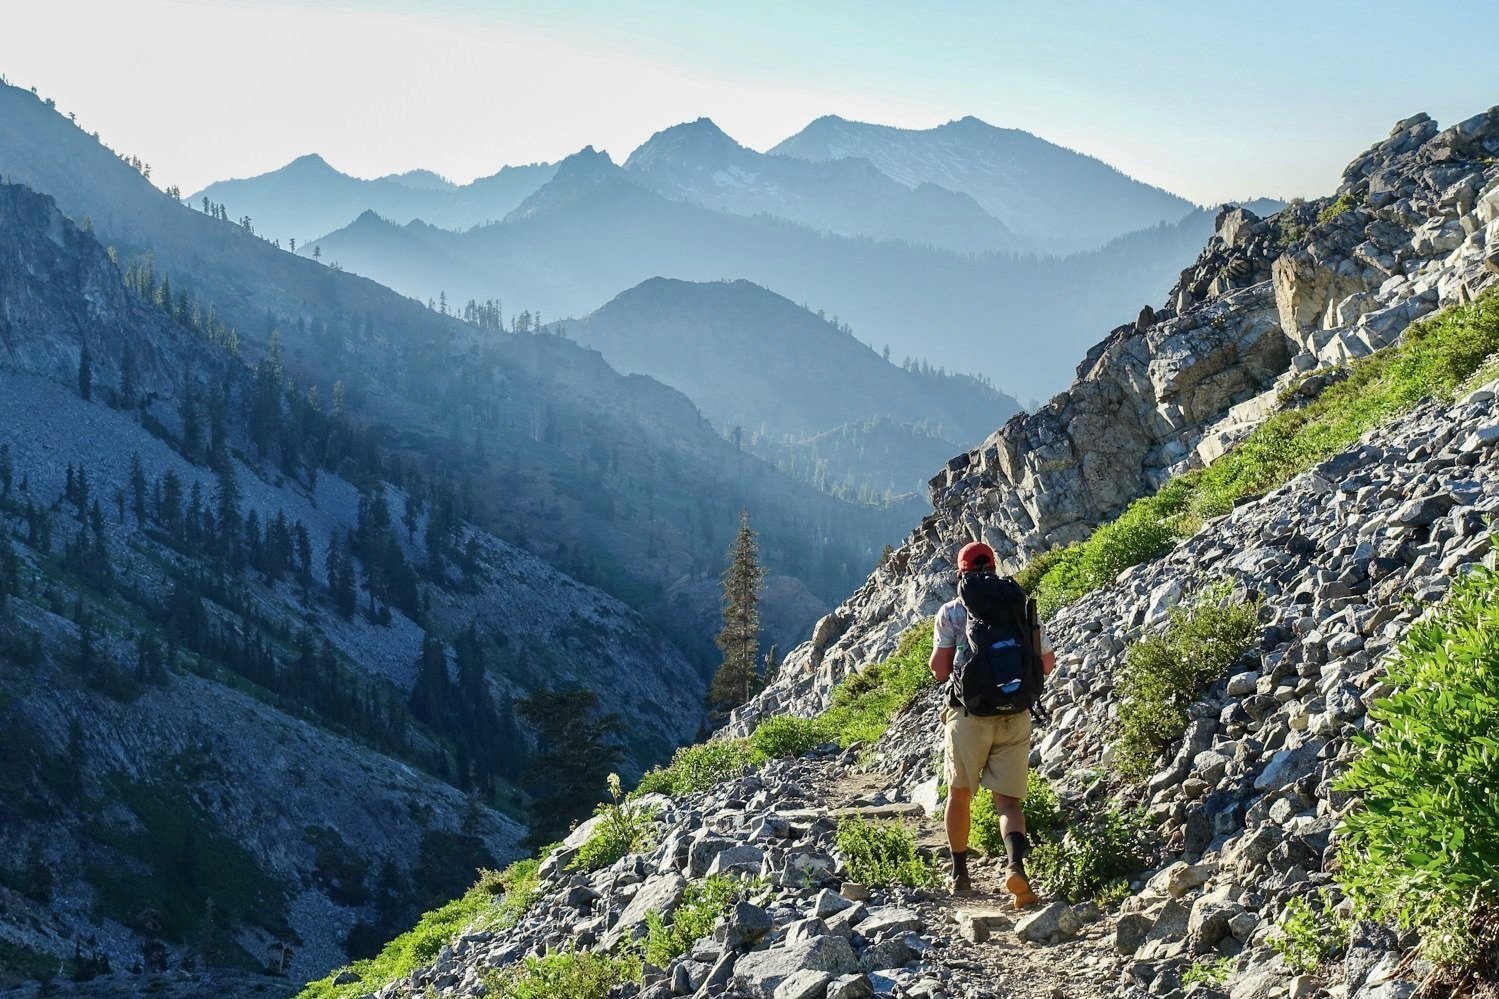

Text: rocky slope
xmin=281 ymin=108 xmax=1499 ymax=999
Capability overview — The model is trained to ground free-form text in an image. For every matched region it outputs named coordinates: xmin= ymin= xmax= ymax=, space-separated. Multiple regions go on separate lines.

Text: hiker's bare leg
xmin=946 ymin=786 xmax=973 ymax=853
xmin=993 ymin=791 xmax=1025 ymax=837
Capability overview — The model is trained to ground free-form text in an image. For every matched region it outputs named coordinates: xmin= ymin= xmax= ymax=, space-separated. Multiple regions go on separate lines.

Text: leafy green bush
xmin=1182 ymin=956 xmax=1232 ymax=987
xmin=1316 ymin=192 xmax=1359 ymax=224
xmin=485 ymin=949 xmax=620 ymax=999
xmin=971 ymin=771 xmax=1064 ymax=855
xmin=817 ymin=622 xmax=935 ymax=748
xmin=298 ymin=859 xmax=540 ymax=999
xmin=633 ymin=739 xmax=757 ymax=798
xmin=749 ymin=714 xmax=834 ymax=760
xmin=638 ymin=875 xmax=748 ymax=969
xmin=1026 ymin=293 xmax=1499 ymax=618
xmin=834 ymin=815 xmax=936 ymax=888
xmin=571 ymin=775 xmax=657 ymax=873
xmin=1114 ymin=597 xmax=1259 ymax=781
xmin=1029 ymin=807 xmax=1148 ymax=904
xmin=1270 ymin=891 xmax=1348 ymax=973
xmin=1336 ymin=562 xmax=1499 ymax=969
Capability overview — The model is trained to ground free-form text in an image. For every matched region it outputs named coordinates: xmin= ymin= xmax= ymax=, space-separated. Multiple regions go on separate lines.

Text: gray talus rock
xmin=733 ymin=936 xmax=862 ymax=998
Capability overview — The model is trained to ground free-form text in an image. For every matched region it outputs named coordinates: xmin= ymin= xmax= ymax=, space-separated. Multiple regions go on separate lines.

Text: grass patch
xmin=634 ymin=624 xmax=935 ymax=797
xmin=834 ymin=815 xmax=936 ymax=888
xmin=297 ymin=859 xmax=540 ymax=999
xmin=485 ymin=949 xmax=619 ymax=999
xmin=1027 ymin=293 xmax=1499 ymax=618
xmin=1336 ymin=559 xmax=1499 ymax=974
xmin=1113 ymin=595 xmax=1258 ymax=781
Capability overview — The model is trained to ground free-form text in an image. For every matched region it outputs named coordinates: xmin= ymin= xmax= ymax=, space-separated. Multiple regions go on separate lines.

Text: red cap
xmin=957 ymin=541 xmax=996 ymax=573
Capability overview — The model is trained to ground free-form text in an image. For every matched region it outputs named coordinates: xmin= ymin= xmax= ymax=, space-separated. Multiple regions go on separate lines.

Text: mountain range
xmin=300 ymin=145 xmax=1251 ymax=398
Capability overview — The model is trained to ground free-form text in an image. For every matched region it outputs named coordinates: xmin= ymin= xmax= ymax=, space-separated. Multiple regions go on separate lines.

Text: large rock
xmin=734 ymin=936 xmax=862 ymax=998
xmin=602 ymin=874 xmax=687 ymax=948
xmin=1014 ymin=901 xmax=1081 ymax=944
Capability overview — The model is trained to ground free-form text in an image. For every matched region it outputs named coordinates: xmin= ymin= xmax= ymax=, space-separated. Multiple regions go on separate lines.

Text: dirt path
xmin=825 ymin=768 xmax=1124 ymax=999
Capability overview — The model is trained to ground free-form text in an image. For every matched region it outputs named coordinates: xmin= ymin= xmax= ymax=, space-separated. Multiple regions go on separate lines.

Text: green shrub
xmin=638 ymin=875 xmax=748 ymax=970
xmin=1316 ymin=192 xmax=1359 ymax=224
xmin=1025 ymin=293 xmax=1499 ymax=618
xmin=971 ymin=771 xmax=1064 ymax=855
xmin=1270 ymin=891 xmax=1348 ymax=973
xmin=486 ymin=949 xmax=620 ymax=999
xmin=1335 ymin=562 xmax=1499 ymax=968
xmin=749 ymin=714 xmax=834 ymax=760
xmin=1182 ymin=956 xmax=1232 ymax=987
xmin=297 ymin=858 xmax=540 ymax=999
xmin=633 ymin=739 xmax=756 ymax=798
xmin=571 ymin=774 xmax=657 ymax=873
xmin=1028 ymin=807 xmax=1148 ymax=904
xmin=834 ymin=815 xmax=936 ymax=888
xmin=1114 ymin=597 xmax=1258 ymax=781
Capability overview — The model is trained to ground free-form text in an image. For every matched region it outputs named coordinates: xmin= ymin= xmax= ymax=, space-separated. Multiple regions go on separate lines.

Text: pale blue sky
xmin=5 ymin=0 xmax=1496 ymax=203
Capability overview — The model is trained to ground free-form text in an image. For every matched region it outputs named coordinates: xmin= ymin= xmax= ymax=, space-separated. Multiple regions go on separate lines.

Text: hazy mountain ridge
xmin=771 ymin=113 xmax=1197 ymax=254
xmin=623 ymin=118 xmax=1018 ymax=254
xmin=189 ymin=153 xmax=557 ymax=245
xmin=308 ymin=146 xmax=1235 ymax=397
xmin=563 ymin=277 xmax=1021 ymax=495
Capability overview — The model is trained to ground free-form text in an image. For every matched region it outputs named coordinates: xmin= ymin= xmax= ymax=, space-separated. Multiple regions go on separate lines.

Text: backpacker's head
xmin=957 ymin=541 xmax=996 ymax=576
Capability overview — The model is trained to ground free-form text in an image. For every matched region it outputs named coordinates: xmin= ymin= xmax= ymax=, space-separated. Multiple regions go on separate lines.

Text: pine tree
xmin=708 ymin=509 xmax=767 ymax=712
xmin=129 ymin=453 xmax=148 ymax=525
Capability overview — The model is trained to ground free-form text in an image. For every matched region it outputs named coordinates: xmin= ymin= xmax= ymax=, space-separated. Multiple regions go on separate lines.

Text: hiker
xmin=929 ymin=540 xmax=1054 ymax=907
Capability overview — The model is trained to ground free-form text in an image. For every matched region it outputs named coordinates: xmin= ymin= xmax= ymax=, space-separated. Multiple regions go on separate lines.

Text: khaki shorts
xmin=942 ymin=707 xmax=1031 ymax=799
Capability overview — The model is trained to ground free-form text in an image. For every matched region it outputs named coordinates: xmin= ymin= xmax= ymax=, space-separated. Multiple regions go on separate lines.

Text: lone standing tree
xmin=709 ymin=509 xmax=767 ymax=713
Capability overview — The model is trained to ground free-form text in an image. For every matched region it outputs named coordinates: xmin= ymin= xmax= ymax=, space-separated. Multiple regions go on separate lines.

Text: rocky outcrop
xmin=728 ymin=107 xmax=1499 ymax=737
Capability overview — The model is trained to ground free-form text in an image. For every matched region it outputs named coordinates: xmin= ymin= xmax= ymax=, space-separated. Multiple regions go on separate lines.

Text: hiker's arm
xmin=1042 ymin=649 xmax=1055 ymax=676
xmin=929 ymin=644 xmax=956 ymax=682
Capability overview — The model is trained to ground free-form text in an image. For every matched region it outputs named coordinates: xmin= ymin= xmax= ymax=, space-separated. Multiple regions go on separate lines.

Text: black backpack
xmin=951 ymin=572 xmax=1047 ymax=719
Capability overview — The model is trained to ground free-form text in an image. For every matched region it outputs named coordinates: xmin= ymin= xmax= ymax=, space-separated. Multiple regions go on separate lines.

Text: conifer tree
xmin=708 ymin=509 xmax=766 ymax=712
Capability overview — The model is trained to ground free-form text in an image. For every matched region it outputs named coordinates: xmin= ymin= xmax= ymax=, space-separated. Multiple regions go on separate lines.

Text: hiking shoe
xmin=950 ymin=870 xmax=974 ymax=895
xmin=1006 ymin=869 xmax=1039 ymax=909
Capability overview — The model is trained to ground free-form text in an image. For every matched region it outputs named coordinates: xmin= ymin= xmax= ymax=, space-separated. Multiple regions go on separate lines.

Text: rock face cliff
xmin=731 ymin=108 xmax=1499 ymax=733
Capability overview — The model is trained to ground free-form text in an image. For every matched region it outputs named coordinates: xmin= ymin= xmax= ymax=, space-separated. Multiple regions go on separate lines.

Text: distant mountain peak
xmin=286 ymin=152 xmax=339 ymax=173
xmin=380 ymin=168 xmax=456 ymax=192
xmin=624 ymin=118 xmax=744 ymax=171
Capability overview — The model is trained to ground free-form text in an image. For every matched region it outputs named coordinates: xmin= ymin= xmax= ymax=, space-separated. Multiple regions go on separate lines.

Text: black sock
xmin=952 ymin=849 xmax=970 ymax=876
xmin=1004 ymin=832 xmax=1030 ymax=867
